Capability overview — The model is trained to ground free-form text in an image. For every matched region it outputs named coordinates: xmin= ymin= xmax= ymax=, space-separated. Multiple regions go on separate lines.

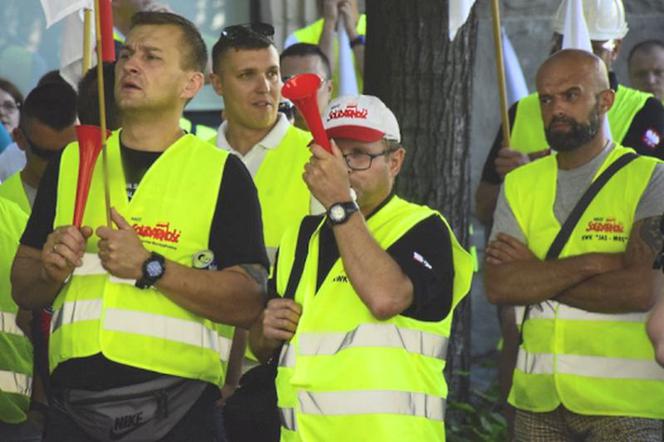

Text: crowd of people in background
xmin=0 ymin=0 xmax=664 ymax=441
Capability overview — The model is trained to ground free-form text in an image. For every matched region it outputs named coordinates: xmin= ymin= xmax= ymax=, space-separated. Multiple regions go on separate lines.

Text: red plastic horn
xmin=73 ymin=125 xmax=108 ymax=227
xmin=282 ymin=73 xmax=331 ymax=152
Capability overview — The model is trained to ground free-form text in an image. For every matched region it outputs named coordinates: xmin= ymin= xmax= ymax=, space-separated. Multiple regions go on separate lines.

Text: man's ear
xmin=12 ymin=127 xmax=28 ymax=152
xmin=599 ymin=88 xmax=616 ymax=114
xmin=209 ymin=72 xmax=224 ymax=96
xmin=181 ymin=71 xmax=205 ymax=100
xmin=388 ymin=146 xmax=405 ymax=177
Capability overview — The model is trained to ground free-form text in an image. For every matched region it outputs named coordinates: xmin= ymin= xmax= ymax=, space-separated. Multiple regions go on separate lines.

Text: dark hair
xmin=280 ymin=43 xmax=332 ymax=80
xmin=20 ymin=83 xmax=77 ymax=131
xmin=77 ymin=62 xmax=121 ymax=130
xmin=37 ymin=70 xmax=70 ymax=88
xmin=211 ymin=24 xmax=275 ymax=73
xmin=130 ymin=11 xmax=207 ymax=72
xmin=628 ymin=39 xmax=664 ymax=64
xmin=0 ymin=77 xmax=24 ymax=107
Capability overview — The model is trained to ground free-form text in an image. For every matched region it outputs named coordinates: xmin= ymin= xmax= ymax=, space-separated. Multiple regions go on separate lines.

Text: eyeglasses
xmin=0 ymin=100 xmax=19 ymax=112
xmin=220 ymin=23 xmax=275 ymax=40
xmin=343 ymin=148 xmax=397 ymax=171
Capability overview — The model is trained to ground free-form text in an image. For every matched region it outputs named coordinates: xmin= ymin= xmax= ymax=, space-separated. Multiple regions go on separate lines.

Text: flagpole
xmin=82 ymin=8 xmax=92 ymax=74
xmin=490 ymin=0 xmax=511 ymax=146
xmin=94 ymin=0 xmax=112 ymax=227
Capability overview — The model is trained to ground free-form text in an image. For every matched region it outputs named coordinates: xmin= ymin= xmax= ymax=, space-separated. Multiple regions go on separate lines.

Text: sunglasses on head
xmin=220 ymin=23 xmax=275 ymax=40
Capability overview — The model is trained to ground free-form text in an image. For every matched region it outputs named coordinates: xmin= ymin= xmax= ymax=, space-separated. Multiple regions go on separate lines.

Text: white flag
xmin=449 ymin=0 xmax=476 ymax=41
xmin=502 ymin=28 xmax=529 ymax=105
xmin=59 ymin=8 xmax=96 ymax=89
xmin=561 ymin=0 xmax=592 ymax=52
xmin=40 ymin=0 xmax=89 ymax=28
xmin=336 ymin=22 xmax=359 ymax=97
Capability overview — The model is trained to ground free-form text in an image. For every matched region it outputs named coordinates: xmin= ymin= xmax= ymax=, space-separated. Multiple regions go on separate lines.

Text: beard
xmin=545 ymin=104 xmax=602 ymax=152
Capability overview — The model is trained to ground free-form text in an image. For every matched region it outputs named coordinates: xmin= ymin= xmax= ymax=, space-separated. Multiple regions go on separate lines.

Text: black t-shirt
xmin=271 ymin=195 xmax=455 ymax=322
xmin=22 ymin=139 xmax=269 ymax=390
xmin=481 ymin=74 xmax=664 ymax=185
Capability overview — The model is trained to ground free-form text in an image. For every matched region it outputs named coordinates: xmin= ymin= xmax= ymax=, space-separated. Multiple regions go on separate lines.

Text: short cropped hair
xmin=21 ymin=82 xmax=77 ymax=131
xmin=78 ymin=62 xmax=121 ymax=130
xmin=211 ymin=26 xmax=275 ymax=73
xmin=280 ymin=43 xmax=332 ymax=80
xmin=628 ymin=39 xmax=664 ymax=64
xmin=130 ymin=11 xmax=207 ymax=73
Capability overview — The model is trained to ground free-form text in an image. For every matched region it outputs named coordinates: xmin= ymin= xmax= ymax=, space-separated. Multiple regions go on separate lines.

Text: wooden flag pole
xmin=490 ymin=0 xmax=511 ymax=147
xmin=94 ymin=0 xmax=112 ymax=227
xmin=82 ymin=8 xmax=92 ymax=74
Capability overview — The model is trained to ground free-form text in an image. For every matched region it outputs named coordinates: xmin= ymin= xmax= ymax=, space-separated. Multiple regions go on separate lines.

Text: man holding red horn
xmin=12 ymin=11 xmax=267 ymax=441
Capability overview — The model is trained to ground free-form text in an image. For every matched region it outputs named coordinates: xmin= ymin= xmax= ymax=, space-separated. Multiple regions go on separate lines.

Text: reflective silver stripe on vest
xmin=516 ymin=349 xmax=664 ymax=380
xmin=279 ymin=406 xmax=297 ymax=431
xmin=298 ymin=390 xmax=446 ymax=421
xmin=298 ymin=323 xmax=448 ymax=359
xmin=218 ymin=334 xmax=232 ymax=363
xmin=73 ymin=253 xmax=134 ymax=285
xmin=557 ymin=354 xmax=664 ymax=381
xmin=266 ymin=247 xmax=278 ymax=267
xmin=515 ymin=350 xmax=554 ymax=375
xmin=517 ymin=302 xmax=646 ymax=324
xmin=51 ymin=299 xmax=103 ymax=333
xmin=279 ymin=343 xmax=295 ymax=368
xmin=103 ymin=308 xmax=224 ymax=353
xmin=556 ymin=305 xmax=647 ymax=323
xmin=0 ymin=369 xmax=31 ymax=396
xmin=0 ymin=311 xmax=23 ymax=336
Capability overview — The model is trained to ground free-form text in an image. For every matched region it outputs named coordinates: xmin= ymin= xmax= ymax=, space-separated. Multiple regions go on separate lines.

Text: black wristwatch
xmin=135 ymin=252 xmax=166 ymax=289
xmin=327 ymin=201 xmax=359 ymax=225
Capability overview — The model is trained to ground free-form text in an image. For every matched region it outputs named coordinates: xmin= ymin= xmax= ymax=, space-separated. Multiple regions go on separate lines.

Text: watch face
xmin=146 ymin=260 xmax=163 ymax=277
xmin=330 ymin=204 xmax=346 ymax=222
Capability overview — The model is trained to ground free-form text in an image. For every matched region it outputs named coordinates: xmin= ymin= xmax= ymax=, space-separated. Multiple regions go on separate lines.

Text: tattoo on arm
xmin=639 ymin=216 xmax=664 ymax=254
xmin=240 ymin=263 xmax=268 ymax=293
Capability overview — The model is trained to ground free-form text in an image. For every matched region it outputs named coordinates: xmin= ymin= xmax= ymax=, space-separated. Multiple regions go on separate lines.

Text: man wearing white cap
xmin=248 ymin=95 xmax=473 ymax=441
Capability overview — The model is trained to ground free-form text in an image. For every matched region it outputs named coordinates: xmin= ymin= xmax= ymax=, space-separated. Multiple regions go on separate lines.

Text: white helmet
xmin=553 ymin=0 xmax=628 ymax=41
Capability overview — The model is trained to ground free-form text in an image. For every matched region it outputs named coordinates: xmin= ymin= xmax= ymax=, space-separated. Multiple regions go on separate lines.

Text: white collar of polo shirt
xmin=216 ymin=113 xmax=291 ymax=178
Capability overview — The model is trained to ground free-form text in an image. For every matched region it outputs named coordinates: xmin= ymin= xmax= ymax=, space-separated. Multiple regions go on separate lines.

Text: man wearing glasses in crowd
xmin=250 ymin=95 xmax=473 ymax=441
xmin=208 ymin=22 xmax=322 ymax=441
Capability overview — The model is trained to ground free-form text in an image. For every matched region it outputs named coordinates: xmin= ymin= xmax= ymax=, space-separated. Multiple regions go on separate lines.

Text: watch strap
xmin=327 ymin=200 xmax=359 ymax=225
xmin=135 ymin=252 xmax=166 ymax=289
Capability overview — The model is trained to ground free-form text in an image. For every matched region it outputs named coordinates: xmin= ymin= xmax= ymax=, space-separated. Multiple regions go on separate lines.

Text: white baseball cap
xmin=323 ymin=95 xmax=401 ymax=143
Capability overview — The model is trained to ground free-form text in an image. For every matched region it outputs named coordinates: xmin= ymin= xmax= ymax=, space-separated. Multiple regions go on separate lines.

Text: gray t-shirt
xmin=490 ymin=145 xmax=664 ymax=243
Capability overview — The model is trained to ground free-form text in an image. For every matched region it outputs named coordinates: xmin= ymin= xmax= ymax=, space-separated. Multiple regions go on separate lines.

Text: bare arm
xmin=647 ymin=295 xmax=664 ymax=367
xmin=339 ymin=1 xmax=364 ymax=77
xmin=249 ymin=298 xmax=301 ymax=364
xmin=332 ymin=213 xmax=413 ymax=319
xmin=304 ymin=143 xmax=414 ymax=320
xmin=154 ymin=262 xmax=265 ymax=329
xmin=96 ymin=209 xmax=265 ymax=328
xmin=318 ymin=0 xmax=339 ymax=74
xmin=556 ymin=216 xmax=664 ymax=313
xmin=484 ymin=233 xmax=621 ymax=305
xmin=475 ymin=181 xmax=500 ymax=227
xmin=12 ymin=225 xmax=92 ymax=309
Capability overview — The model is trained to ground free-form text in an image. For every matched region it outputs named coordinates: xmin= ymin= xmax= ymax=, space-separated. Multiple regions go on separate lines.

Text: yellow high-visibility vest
xmin=275 ymin=196 xmax=473 ymax=441
xmin=504 ymin=145 xmax=664 ymax=418
xmin=51 ymin=131 xmax=234 ymax=386
xmin=0 ymin=197 xmax=31 ymax=423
